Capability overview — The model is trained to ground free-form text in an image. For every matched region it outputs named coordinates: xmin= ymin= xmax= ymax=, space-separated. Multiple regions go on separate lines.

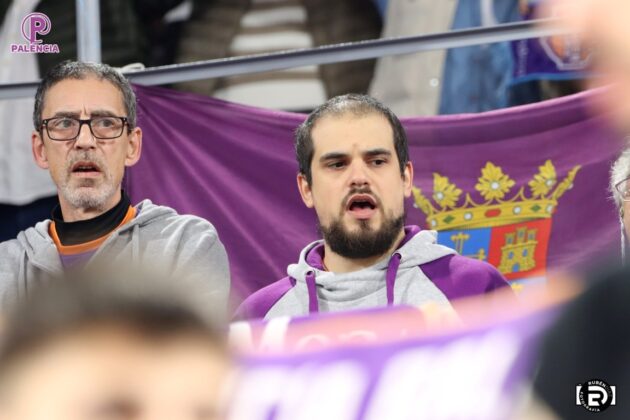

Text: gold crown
xmin=412 ymin=160 xmax=581 ymax=231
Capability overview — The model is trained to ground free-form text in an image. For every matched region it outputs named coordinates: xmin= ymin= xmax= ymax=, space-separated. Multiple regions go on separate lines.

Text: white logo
xmin=576 ymin=379 xmax=616 ymax=412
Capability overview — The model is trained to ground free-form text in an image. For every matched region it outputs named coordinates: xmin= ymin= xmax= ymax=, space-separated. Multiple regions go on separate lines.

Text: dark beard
xmin=319 ymin=212 xmax=405 ymax=260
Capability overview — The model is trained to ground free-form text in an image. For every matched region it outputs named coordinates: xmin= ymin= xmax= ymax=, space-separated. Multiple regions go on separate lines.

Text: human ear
xmin=32 ymin=131 xmax=49 ymax=170
xmin=297 ymin=173 xmax=314 ymax=208
xmin=124 ymin=127 xmax=142 ymax=167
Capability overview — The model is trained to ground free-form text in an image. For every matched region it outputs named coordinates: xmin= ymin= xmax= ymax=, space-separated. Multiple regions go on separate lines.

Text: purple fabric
xmin=305 ymin=244 xmax=325 ymax=270
xmin=231 ymin=304 xmax=559 ymax=419
xmin=59 ymin=250 xmax=97 ymax=268
xmin=236 ymin=227 xmax=511 ymax=319
xmin=420 ymin=254 xmax=510 ymax=301
xmin=302 ymin=226 xmax=420 ymax=311
xmin=127 ymin=85 xmax=621 ymax=303
xmin=234 ymin=276 xmax=296 ymax=321
xmin=305 ymin=271 xmax=318 ymax=314
xmin=398 ymin=225 xmax=421 ymax=247
xmin=385 ymin=253 xmax=401 ymax=306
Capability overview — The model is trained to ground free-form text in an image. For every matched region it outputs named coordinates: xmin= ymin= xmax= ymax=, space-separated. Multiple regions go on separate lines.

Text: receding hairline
xmin=317 ymin=98 xmax=393 ymax=118
xmin=33 ymin=61 xmax=137 ymax=130
xmin=311 ymin=104 xmax=394 ymax=128
xmin=309 ymin=109 xmax=396 ymax=147
xmin=40 ymin=75 xmax=127 ymax=113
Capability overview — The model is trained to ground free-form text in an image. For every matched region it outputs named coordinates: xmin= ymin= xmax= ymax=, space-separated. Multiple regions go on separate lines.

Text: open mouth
xmin=71 ymin=161 xmax=101 ymax=175
xmin=346 ymin=194 xmax=378 ymax=219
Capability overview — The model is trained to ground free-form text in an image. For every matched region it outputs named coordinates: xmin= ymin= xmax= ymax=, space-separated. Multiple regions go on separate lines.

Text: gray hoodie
xmin=237 ymin=226 xmax=511 ymax=320
xmin=0 ymin=200 xmax=230 ymax=317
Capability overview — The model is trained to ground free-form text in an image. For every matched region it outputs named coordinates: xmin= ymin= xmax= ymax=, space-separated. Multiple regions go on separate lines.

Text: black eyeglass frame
xmin=39 ymin=116 xmax=131 ymax=141
xmin=615 ymin=176 xmax=630 ymax=202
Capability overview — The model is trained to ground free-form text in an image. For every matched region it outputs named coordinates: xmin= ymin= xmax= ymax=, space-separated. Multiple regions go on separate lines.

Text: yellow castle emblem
xmin=497 ymin=226 xmax=538 ymax=273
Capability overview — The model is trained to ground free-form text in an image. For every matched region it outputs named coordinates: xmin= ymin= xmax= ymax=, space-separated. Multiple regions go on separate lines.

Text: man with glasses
xmin=0 ymin=60 xmax=230 ymax=317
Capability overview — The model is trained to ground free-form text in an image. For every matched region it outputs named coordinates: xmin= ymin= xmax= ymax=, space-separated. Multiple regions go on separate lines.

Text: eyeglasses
xmin=615 ymin=177 xmax=630 ymax=202
xmin=40 ymin=116 xmax=130 ymax=141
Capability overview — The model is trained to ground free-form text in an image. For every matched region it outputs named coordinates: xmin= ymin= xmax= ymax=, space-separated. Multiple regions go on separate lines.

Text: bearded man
xmin=237 ymin=94 xmax=511 ymax=320
xmin=0 ymin=61 xmax=230 ymax=317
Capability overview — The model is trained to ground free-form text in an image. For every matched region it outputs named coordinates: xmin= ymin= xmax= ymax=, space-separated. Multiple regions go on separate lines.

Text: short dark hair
xmin=0 ymin=272 xmax=225 ymax=383
xmin=295 ymin=94 xmax=409 ymax=184
xmin=33 ymin=60 xmax=137 ymax=130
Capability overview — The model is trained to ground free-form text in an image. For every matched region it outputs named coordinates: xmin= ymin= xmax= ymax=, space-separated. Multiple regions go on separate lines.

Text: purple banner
xmin=128 ymin=85 xmax=621 ymax=301
xmin=227 ymin=299 xmax=560 ymax=420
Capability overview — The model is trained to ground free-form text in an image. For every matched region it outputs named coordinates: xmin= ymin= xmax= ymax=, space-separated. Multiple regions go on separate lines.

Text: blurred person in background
xmin=548 ymin=0 xmax=630 ymax=133
xmin=508 ymin=0 xmax=589 ymax=106
xmin=368 ymin=0 xmax=458 ymax=116
xmin=515 ymin=6 xmax=630 ymax=419
xmin=438 ymin=0 xmax=522 ymax=115
xmin=0 ymin=60 xmax=230 ymax=317
xmin=174 ymin=0 xmax=382 ymax=112
xmin=0 ymin=272 xmax=234 ymax=420
xmin=513 ymin=148 xmax=630 ymax=419
xmin=371 ymin=0 xmax=522 ymax=116
xmin=518 ymin=263 xmax=630 ymax=420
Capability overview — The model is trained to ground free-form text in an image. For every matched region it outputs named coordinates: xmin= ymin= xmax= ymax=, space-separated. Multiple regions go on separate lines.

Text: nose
xmin=73 ymin=121 xmax=96 ymax=149
xmin=348 ymin=160 xmax=369 ymax=189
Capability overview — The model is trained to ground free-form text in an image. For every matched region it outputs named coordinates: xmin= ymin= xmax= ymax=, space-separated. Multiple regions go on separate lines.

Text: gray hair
xmin=33 ymin=60 xmax=137 ymax=130
xmin=610 ymin=148 xmax=630 ymax=211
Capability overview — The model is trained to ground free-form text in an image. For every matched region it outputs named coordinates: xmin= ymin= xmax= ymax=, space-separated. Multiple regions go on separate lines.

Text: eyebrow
xmin=319 ymin=148 xmax=392 ymax=163
xmin=50 ymin=110 xmax=119 ymax=119
xmin=319 ymin=152 xmax=348 ymax=163
xmin=50 ymin=111 xmax=80 ymax=119
xmin=90 ymin=110 xmax=120 ymax=118
xmin=363 ymin=148 xmax=392 ymax=158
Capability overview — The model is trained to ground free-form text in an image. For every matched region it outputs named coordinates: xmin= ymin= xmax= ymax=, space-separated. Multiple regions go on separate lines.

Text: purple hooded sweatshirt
xmin=236 ymin=226 xmax=511 ymax=320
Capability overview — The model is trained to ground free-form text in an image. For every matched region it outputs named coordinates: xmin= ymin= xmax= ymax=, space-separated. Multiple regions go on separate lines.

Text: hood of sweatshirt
xmin=15 ymin=199 xmax=175 ymax=273
xmin=286 ymin=226 xmax=456 ymax=312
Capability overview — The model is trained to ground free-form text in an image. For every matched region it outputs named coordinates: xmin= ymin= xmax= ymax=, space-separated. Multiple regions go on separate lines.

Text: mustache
xmin=341 ymin=187 xmax=382 ymax=212
xmin=66 ymin=153 xmax=107 ymax=174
